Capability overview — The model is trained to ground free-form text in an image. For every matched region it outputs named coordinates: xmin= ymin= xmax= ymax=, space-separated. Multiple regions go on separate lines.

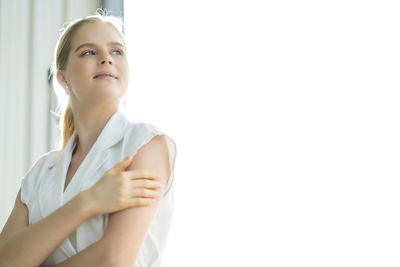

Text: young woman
xmin=0 ymin=13 xmax=177 ymax=267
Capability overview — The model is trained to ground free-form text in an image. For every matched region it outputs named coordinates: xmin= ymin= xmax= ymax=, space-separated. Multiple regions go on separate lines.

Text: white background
xmin=124 ymin=1 xmax=400 ymax=266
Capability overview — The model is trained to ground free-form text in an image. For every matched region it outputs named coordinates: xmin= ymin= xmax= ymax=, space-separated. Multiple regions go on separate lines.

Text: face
xmin=57 ymin=22 xmax=129 ymax=109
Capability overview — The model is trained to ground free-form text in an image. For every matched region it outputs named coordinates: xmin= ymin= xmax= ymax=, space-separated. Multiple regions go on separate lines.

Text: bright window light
xmin=124 ymin=1 xmax=400 ymax=266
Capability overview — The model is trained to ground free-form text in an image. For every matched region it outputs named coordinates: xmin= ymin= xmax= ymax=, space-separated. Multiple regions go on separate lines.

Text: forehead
xmin=71 ymin=22 xmax=124 ymax=49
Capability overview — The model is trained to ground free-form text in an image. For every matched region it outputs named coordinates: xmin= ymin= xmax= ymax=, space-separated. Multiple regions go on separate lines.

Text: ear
xmin=56 ymin=70 xmax=69 ymax=94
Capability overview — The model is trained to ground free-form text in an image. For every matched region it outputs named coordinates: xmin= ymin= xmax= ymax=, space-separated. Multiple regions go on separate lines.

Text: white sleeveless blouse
xmin=20 ymin=110 xmax=177 ymax=267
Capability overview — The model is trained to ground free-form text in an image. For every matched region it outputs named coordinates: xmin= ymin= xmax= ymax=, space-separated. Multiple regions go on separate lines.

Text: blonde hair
xmin=50 ymin=9 xmax=126 ymax=150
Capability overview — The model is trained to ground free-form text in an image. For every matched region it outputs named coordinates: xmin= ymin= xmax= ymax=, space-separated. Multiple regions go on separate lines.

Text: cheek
xmin=118 ymin=61 xmax=129 ymax=84
xmin=70 ymin=60 xmax=92 ymax=81
xmin=77 ymin=62 xmax=91 ymax=73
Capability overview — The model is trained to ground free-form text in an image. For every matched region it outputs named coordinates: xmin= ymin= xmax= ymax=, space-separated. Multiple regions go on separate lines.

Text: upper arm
xmin=100 ymin=134 xmax=171 ymax=266
xmin=0 ymin=188 xmax=29 ymax=248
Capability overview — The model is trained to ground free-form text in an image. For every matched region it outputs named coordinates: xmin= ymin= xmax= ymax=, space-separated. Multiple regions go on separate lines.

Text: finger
xmin=131 ymin=188 xmax=161 ymax=199
xmin=123 ymin=169 xmax=160 ymax=181
xmin=129 ymin=197 xmax=156 ymax=207
xmin=112 ymin=155 xmax=133 ymax=172
xmin=131 ymin=180 xmax=162 ymax=189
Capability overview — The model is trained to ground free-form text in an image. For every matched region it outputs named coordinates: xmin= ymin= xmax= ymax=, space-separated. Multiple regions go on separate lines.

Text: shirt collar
xmin=48 ymin=109 xmax=131 ymax=169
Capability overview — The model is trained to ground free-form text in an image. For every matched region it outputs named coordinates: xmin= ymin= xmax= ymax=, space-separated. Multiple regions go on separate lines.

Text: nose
xmin=100 ymin=59 xmax=112 ymax=65
xmin=101 ymin=60 xmax=112 ymax=65
xmin=99 ymin=53 xmax=113 ymax=65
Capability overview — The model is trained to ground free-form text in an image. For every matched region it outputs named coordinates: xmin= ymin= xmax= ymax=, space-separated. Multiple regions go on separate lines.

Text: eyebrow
xmin=74 ymin=42 xmax=125 ymax=53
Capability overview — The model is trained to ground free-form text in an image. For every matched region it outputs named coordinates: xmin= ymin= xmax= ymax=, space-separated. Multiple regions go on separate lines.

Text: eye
xmin=82 ymin=50 xmax=96 ymax=56
xmin=112 ymin=49 xmax=122 ymax=55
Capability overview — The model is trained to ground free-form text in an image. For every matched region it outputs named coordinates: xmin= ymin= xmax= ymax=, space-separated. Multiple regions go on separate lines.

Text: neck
xmin=70 ymin=102 xmax=120 ymax=158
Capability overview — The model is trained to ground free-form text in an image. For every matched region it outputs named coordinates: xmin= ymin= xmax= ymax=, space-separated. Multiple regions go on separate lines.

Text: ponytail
xmin=61 ymin=104 xmax=75 ymax=149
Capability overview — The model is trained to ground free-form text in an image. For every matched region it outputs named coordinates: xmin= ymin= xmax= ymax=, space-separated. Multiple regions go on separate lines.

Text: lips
xmin=93 ymin=71 xmax=117 ymax=79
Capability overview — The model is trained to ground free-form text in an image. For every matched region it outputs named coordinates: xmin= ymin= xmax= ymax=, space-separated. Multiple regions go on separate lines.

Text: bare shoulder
xmin=130 ymin=134 xmax=171 ymax=187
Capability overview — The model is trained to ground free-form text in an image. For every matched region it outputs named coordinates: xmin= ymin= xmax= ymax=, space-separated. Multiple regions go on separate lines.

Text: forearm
xmin=0 ymin=191 xmax=94 ymax=267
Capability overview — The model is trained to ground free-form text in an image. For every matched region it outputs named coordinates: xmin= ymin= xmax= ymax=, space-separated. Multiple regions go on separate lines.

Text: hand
xmin=83 ymin=156 xmax=162 ymax=215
